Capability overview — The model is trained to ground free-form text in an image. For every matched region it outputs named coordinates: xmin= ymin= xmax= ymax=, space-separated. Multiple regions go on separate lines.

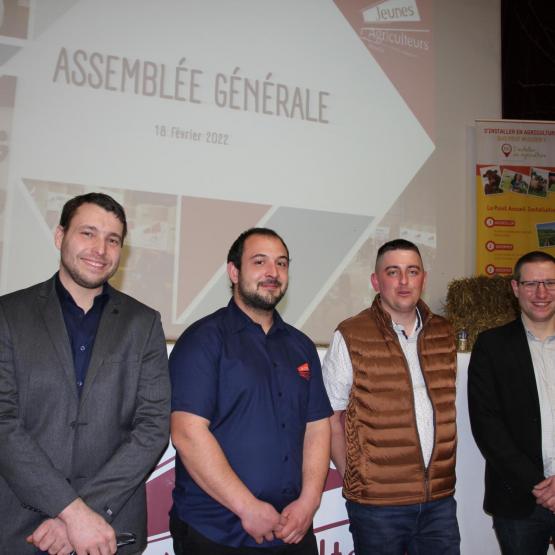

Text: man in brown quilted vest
xmin=322 ymin=238 xmax=459 ymax=554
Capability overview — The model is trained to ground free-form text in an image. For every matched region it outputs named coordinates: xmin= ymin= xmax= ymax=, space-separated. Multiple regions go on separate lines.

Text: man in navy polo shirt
xmin=169 ymin=227 xmax=332 ymax=554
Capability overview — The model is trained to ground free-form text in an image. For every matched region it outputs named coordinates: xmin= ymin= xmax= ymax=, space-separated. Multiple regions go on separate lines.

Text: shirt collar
xmin=392 ymin=307 xmax=422 ymax=339
xmin=522 ymin=316 xmax=555 ymax=343
xmin=225 ymin=297 xmax=287 ymax=335
xmin=55 ymin=272 xmax=110 ymax=312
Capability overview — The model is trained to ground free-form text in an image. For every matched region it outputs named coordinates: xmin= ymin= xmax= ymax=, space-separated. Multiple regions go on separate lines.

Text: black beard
xmin=237 ymin=280 xmax=285 ymax=311
xmin=60 ymin=258 xmax=114 ymax=290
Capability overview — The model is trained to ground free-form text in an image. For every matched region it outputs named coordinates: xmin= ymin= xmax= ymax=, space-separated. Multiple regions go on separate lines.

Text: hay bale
xmin=444 ymin=276 xmax=519 ymax=351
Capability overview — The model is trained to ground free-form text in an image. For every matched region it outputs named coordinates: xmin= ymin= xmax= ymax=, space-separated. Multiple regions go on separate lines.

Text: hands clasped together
xmin=239 ymin=495 xmax=318 ymax=545
xmin=26 ymin=498 xmax=117 ymax=555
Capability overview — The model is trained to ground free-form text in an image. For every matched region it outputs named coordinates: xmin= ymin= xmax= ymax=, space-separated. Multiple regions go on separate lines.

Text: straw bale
xmin=444 ymin=276 xmax=519 ymax=351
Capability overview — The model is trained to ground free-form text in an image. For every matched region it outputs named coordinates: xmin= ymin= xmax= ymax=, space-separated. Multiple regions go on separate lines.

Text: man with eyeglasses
xmin=469 ymin=250 xmax=555 ymax=555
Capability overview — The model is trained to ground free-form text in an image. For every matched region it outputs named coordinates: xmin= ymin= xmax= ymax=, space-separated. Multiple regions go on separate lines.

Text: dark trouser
xmin=493 ymin=504 xmax=555 ymax=555
xmin=346 ymin=496 xmax=460 ymax=555
xmin=169 ymin=514 xmax=318 ymax=555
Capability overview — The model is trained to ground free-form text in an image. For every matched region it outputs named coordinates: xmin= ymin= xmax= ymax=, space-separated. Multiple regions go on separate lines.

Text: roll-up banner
xmin=475 ymin=120 xmax=555 ymax=276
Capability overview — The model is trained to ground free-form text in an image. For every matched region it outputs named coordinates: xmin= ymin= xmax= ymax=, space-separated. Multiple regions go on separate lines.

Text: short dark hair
xmin=227 ymin=228 xmax=289 ymax=270
xmin=513 ymin=250 xmax=555 ymax=281
xmin=375 ymin=238 xmax=422 ymax=268
xmin=59 ymin=192 xmax=127 ymax=241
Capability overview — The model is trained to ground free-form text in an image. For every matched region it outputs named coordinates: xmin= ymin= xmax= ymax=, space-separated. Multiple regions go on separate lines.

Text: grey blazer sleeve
xmin=76 ymin=310 xmax=170 ymax=521
xmin=0 ymin=302 xmax=79 ymax=517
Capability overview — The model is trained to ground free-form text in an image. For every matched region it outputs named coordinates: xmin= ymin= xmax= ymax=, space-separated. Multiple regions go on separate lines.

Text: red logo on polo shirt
xmin=297 ymin=362 xmax=310 ymax=380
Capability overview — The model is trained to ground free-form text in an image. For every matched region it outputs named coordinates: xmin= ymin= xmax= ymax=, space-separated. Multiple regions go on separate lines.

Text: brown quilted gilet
xmin=337 ymin=296 xmax=457 ymax=506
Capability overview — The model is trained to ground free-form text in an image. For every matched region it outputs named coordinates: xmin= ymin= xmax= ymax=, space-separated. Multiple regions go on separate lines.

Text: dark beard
xmin=60 ymin=258 xmax=114 ymax=290
xmin=237 ymin=280 xmax=285 ymax=311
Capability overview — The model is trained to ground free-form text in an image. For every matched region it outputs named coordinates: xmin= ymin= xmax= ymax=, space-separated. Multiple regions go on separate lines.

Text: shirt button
xmin=281 ymin=423 xmax=286 ymax=429
xmin=80 ymin=345 xmax=86 ymax=351
xmin=283 ymin=455 xmax=288 ymax=462
xmin=278 ymin=392 xmax=283 ymax=397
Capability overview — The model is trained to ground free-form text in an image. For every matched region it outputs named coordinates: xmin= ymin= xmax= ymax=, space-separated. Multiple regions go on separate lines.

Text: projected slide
xmin=0 ymin=0 xmax=434 ymax=342
xmin=0 ymin=1 xmax=439 ymax=553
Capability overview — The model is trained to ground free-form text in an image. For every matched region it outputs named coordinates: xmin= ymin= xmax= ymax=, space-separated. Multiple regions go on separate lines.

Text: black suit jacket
xmin=0 ymin=276 xmax=170 ymax=554
xmin=468 ymin=318 xmax=545 ymax=517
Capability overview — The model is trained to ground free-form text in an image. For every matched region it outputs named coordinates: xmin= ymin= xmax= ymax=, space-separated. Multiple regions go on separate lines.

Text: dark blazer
xmin=468 ymin=318 xmax=544 ymax=518
xmin=0 ymin=276 xmax=170 ymax=554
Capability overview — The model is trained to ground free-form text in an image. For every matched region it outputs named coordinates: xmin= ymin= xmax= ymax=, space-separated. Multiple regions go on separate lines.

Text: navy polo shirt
xmin=170 ymin=299 xmax=332 ymax=548
xmin=55 ymin=274 xmax=109 ymax=395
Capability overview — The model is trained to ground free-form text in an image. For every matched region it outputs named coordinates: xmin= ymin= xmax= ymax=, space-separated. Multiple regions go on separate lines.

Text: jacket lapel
xmin=80 ymin=290 xmax=123 ymax=405
xmin=38 ymin=277 xmax=78 ymax=399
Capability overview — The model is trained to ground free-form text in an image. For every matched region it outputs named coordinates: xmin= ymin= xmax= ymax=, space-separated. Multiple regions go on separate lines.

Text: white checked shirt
xmin=322 ymin=310 xmax=435 ymax=467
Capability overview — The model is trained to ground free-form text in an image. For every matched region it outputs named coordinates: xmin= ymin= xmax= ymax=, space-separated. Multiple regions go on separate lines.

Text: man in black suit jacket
xmin=0 ymin=193 xmax=170 ymax=555
xmin=469 ymin=250 xmax=555 ymax=555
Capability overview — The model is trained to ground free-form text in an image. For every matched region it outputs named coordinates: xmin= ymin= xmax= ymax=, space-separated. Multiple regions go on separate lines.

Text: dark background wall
xmin=502 ymin=0 xmax=555 ymax=120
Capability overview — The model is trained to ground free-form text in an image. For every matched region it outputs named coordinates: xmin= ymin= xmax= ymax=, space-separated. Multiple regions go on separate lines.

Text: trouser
xmin=493 ymin=504 xmax=555 ymax=555
xmin=346 ymin=496 xmax=460 ymax=555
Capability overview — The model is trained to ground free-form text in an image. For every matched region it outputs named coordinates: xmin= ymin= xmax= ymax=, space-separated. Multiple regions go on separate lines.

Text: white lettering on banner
xmin=362 ymin=0 xmax=421 ymax=23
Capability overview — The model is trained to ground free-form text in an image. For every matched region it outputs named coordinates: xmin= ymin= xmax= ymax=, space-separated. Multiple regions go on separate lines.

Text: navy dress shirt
xmin=55 ymin=274 xmax=109 ymax=395
xmin=170 ymin=299 xmax=332 ymax=548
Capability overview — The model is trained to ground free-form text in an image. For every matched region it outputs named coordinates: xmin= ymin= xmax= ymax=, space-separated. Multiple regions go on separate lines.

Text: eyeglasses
xmin=519 ymin=280 xmax=555 ymax=291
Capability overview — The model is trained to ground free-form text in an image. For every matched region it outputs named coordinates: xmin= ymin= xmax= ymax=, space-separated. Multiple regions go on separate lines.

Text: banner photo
xmin=475 ymin=120 xmax=555 ymax=276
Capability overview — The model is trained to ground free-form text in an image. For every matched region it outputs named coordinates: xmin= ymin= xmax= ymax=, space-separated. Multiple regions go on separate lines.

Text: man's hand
xmin=58 ymin=498 xmax=116 ymax=555
xmin=274 ymin=417 xmax=329 ymax=544
xmin=26 ymin=518 xmax=73 ymax=554
xmin=238 ymin=498 xmax=282 ymax=544
xmin=275 ymin=496 xmax=318 ymax=544
xmin=533 ymin=476 xmax=555 ymax=511
xmin=329 ymin=411 xmax=346 ymax=478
